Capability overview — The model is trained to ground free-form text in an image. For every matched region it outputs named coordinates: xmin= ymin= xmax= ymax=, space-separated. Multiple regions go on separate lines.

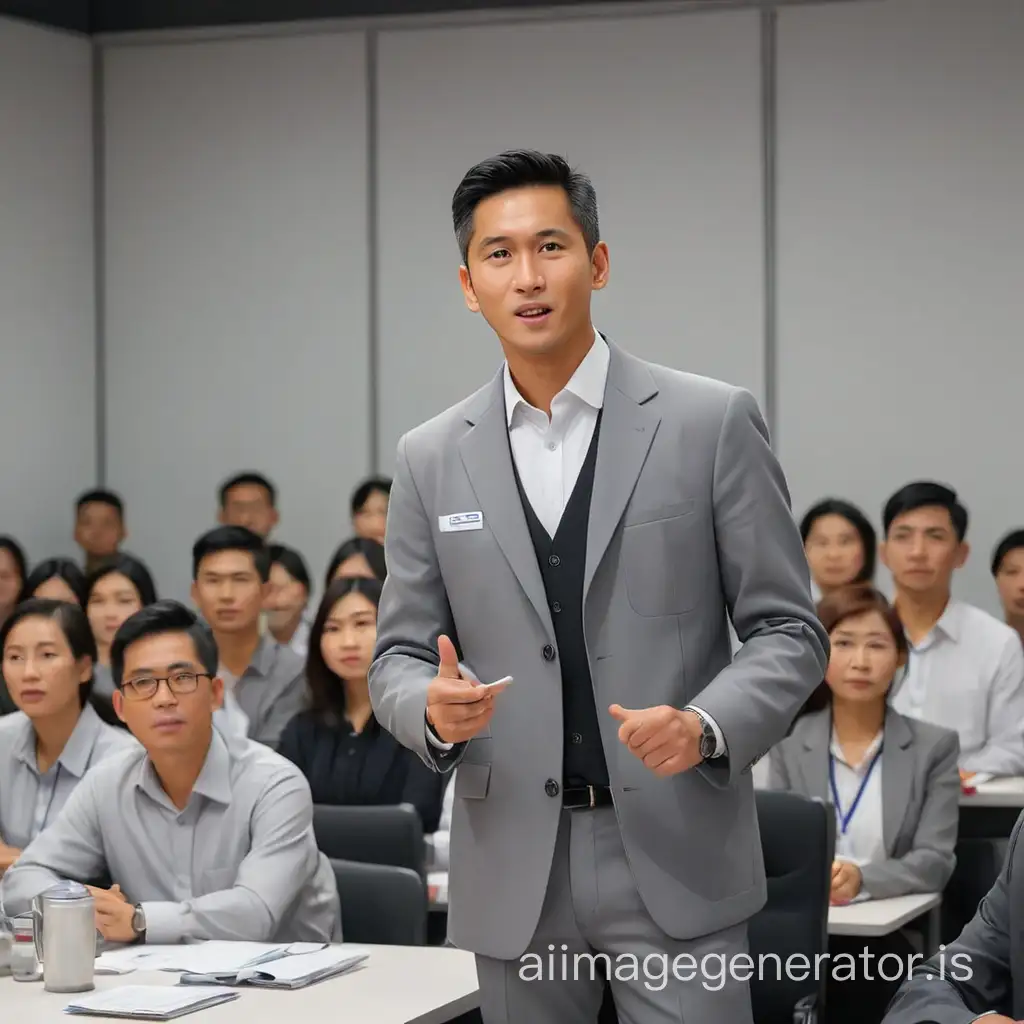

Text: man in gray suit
xmin=369 ymin=150 xmax=828 ymax=1024
xmin=884 ymin=812 xmax=1024 ymax=1024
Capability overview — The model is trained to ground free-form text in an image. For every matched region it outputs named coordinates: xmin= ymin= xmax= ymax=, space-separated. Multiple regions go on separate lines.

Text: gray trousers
xmin=476 ymin=806 xmax=755 ymax=1024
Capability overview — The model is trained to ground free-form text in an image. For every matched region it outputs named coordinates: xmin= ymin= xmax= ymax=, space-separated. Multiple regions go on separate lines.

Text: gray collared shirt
xmin=223 ymin=634 xmax=306 ymax=748
xmin=0 ymin=703 xmax=136 ymax=850
xmin=0 ymin=730 xmax=340 ymax=944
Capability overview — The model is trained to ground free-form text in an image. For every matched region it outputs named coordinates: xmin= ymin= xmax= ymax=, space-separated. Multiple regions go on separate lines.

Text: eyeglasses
xmin=119 ymin=670 xmax=211 ymax=701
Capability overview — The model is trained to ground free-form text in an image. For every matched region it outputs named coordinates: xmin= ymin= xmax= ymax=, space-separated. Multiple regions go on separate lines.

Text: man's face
xmin=353 ymin=488 xmax=388 ymax=545
xmin=881 ymin=506 xmax=968 ymax=595
xmin=74 ymin=501 xmax=125 ymax=559
xmin=264 ymin=562 xmax=308 ymax=631
xmin=218 ymin=484 xmax=278 ymax=539
xmin=114 ymin=631 xmax=223 ymax=752
xmin=996 ymin=548 xmax=1024 ymax=619
xmin=459 ymin=185 xmax=609 ymax=359
xmin=191 ymin=550 xmax=268 ymax=635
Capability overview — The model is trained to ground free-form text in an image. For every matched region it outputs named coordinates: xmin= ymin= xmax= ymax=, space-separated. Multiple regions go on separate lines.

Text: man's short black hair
xmin=76 ymin=488 xmax=124 ymax=518
xmin=192 ymin=525 xmax=271 ymax=582
xmin=452 ymin=150 xmax=600 ymax=266
xmin=992 ymin=529 xmax=1024 ymax=576
xmin=218 ymin=471 xmax=276 ymax=508
xmin=111 ymin=600 xmax=218 ymax=689
xmin=268 ymin=543 xmax=311 ymax=592
xmin=882 ymin=481 xmax=968 ymax=541
xmin=350 ymin=476 xmax=392 ymax=517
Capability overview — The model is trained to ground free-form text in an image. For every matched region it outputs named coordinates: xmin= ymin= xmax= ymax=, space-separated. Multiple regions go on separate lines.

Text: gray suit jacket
xmin=369 ymin=342 xmax=828 ymax=959
xmin=884 ymin=812 xmax=1024 ymax=1023
xmin=768 ymin=707 xmax=960 ymax=898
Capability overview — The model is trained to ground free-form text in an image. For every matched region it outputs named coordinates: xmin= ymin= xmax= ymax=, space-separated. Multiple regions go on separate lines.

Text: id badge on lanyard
xmin=829 ymin=747 xmax=882 ymax=835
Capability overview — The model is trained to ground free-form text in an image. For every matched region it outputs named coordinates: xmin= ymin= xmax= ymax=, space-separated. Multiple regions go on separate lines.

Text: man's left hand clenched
xmin=609 ymin=705 xmax=704 ymax=777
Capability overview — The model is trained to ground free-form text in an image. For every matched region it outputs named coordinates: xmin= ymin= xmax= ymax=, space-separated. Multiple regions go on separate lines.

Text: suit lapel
xmin=796 ymin=712 xmax=832 ymax=803
xmin=584 ymin=346 xmax=661 ymax=599
xmin=458 ymin=372 xmax=553 ymax=634
xmin=881 ymin=710 xmax=914 ymax=855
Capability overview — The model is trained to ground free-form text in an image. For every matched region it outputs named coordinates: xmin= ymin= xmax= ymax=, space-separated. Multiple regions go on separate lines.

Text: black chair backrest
xmin=313 ymin=803 xmax=425 ymax=877
xmin=330 ymin=858 xmax=427 ymax=946
xmin=748 ymin=790 xmax=834 ymax=1024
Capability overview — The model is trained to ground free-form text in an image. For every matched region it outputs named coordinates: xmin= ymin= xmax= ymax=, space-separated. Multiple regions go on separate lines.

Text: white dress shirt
xmin=890 ymin=600 xmax=1024 ymax=775
xmin=830 ymin=729 xmax=885 ymax=869
xmin=429 ymin=330 xmax=725 ymax=756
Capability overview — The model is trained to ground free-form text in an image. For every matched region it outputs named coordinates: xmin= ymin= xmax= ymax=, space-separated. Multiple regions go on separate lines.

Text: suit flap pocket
xmin=454 ymin=762 xmax=491 ymax=800
xmin=623 ymin=499 xmax=696 ymax=528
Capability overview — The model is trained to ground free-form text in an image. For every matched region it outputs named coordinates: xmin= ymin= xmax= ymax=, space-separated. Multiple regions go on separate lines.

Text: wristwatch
xmin=131 ymin=904 xmax=147 ymax=944
xmin=689 ymin=710 xmax=718 ymax=761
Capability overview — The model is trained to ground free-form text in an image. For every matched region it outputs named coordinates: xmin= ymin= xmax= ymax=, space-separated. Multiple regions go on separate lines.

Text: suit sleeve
xmin=861 ymin=729 xmax=960 ymax=899
xmin=369 ymin=433 xmax=465 ymax=773
xmin=883 ymin=812 xmax=1023 ymax=1023
xmin=690 ymin=388 xmax=829 ymax=786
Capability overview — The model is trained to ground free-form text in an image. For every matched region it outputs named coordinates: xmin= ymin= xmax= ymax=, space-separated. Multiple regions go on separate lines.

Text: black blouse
xmin=278 ymin=710 xmax=445 ymax=833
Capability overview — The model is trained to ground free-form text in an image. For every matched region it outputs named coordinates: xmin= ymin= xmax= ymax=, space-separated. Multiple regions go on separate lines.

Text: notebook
xmin=178 ymin=946 xmax=370 ymax=990
xmin=96 ymin=942 xmax=325 ymax=977
xmin=64 ymin=985 xmax=239 ymax=1019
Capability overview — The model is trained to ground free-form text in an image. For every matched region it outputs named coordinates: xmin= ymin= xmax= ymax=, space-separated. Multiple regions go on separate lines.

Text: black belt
xmin=563 ymin=785 xmax=613 ymax=810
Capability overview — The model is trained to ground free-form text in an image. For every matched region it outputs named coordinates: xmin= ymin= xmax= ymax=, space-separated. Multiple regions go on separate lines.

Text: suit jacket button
xmin=548 ymin=554 xmax=561 ymax=567
xmin=545 ymin=779 xmax=560 ymax=798
xmin=542 ymin=644 xmax=556 ymax=662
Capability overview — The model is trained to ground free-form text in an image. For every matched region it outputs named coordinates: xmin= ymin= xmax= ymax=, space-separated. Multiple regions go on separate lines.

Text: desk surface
xmin=2 ymin=944 xmax=479 ymax=1024
xmin=828 ymin=892 xmax=941 ymax=937
xmin=961 ymin=776 xmax=1024 ymax=808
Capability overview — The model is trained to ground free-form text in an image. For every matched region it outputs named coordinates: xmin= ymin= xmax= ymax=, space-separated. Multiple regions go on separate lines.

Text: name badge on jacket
xmin=439 ymin=511 xmax=483 ymax=533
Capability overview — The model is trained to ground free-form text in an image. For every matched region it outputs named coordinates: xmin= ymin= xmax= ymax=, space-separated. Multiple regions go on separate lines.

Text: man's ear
xmin=955 ymin=541 xmax=970 ymax=570
xmin=459 ymin=265 xmax=480 ymax=313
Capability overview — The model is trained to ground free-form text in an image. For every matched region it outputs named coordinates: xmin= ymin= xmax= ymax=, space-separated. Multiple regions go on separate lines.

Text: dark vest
xmin=511 ymin=414 xmax=609 ymax=787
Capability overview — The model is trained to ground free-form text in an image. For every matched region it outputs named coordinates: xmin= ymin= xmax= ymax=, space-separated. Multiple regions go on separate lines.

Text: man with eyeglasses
xmin=0 ymin=600 xmax=339 ymax=944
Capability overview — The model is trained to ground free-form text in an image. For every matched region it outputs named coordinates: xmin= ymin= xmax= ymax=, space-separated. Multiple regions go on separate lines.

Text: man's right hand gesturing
xmin=426 ymin=634 xmax=505 ymax=744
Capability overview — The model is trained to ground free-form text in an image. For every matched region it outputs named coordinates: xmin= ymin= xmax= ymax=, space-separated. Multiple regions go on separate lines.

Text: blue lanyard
xmin=829 ymin=747 xmax=882 ymax=835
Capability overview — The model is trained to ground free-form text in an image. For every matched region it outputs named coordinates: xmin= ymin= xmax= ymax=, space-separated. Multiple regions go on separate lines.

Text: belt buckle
xmin=587 ymin=785 xmax=596 ymax=809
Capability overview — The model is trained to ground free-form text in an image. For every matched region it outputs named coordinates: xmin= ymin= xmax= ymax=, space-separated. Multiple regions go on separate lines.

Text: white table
xmin=961 ymin=776 xmax=1024 ymax=807
xmin=828 ymin=892 xmax=942 ymax=953
xmin=3 ymin=944 xmax=479 ymax=1024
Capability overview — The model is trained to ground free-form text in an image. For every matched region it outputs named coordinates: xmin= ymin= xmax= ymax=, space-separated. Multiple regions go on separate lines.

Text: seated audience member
xmin=0 ymin=537 xmax=28 ymax=715
xmin=324 ymin=537 xmax=387 ymax=587
xmin=350 ymin=476 xmax=391 ymax=545
xmin=86 ymin=555 xmax=158 ymax=697
xmin=0 ymin=601 xmax=339 ymax=942
xmin=279 ymin=577 xmax=444 ymax=832
xmin=217 ymin=471 xmax=278 ymax=540
xmin=771 ymin=584 xmax=959 ymax=1024
xmin=265 ymin=544 xmax=312 ymax=658
xmin=884 ymin=814 xmax=1024 ymax=1023
xmin=993 ymin=529 xmax=1024 ymax=645
xmin=0 ymin=599 xmax=136 ymax=872
xmin=20 ymin=558 xmax=88 ymax=606
xmin=192 ymin=526 xmax=304 ymax=747
xmin=800 ymin=498 xmax=877 ymax=601
xmin=74 ymin=489 xmax=127 ymax=573
xmin=882 ymin=482 xmax=1024 ymax=779
xmin=0 ymin=536 xmax=27 ymax=628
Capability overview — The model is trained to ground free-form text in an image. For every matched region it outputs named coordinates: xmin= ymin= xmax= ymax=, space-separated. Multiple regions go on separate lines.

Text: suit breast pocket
xmin=621 ymin=500 xmax=701 ymax=617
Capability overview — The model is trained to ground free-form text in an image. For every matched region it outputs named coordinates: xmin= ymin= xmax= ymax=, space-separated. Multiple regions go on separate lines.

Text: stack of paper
xmin=178 ymin=946 xmax=370 ymax=990
xmin=65 ymin=985 xmax=238 ymax=1019
xmin=96 ymin=941 xmax=325 ymax=978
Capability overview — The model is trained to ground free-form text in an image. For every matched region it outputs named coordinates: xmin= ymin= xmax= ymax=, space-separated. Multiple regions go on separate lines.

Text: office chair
xmin=313 ymin=803 xmax=426 ymax=878
xmin=748 ymin=790 xmax=834 ymax=1024
xmin=330 ymin=858 xmax=428 ymax=946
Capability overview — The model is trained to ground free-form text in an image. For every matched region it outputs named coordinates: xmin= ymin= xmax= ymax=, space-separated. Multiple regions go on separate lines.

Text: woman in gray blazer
xmin=769 ymin=584 xmax=960 ymax=1024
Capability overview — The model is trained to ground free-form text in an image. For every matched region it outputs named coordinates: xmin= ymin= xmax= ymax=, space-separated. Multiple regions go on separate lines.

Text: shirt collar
xmin=228 ymin=633 xmax=277 ymax=682
xmin=136 ymin=728 xmax=234 ymax=808
xmin=15 ymin=702 xmax=103 ymax=779
xmin=503 ymin=329 xmax=608 ymax=427
xmin=829 ymin=728 xmax=884 ymax=772
xmin=933 ymin=600 xmax=963 ymax=643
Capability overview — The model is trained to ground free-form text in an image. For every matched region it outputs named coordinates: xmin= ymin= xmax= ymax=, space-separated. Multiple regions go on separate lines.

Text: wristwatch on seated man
xmin=131 ymin=903 xmax=147 ymax=944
